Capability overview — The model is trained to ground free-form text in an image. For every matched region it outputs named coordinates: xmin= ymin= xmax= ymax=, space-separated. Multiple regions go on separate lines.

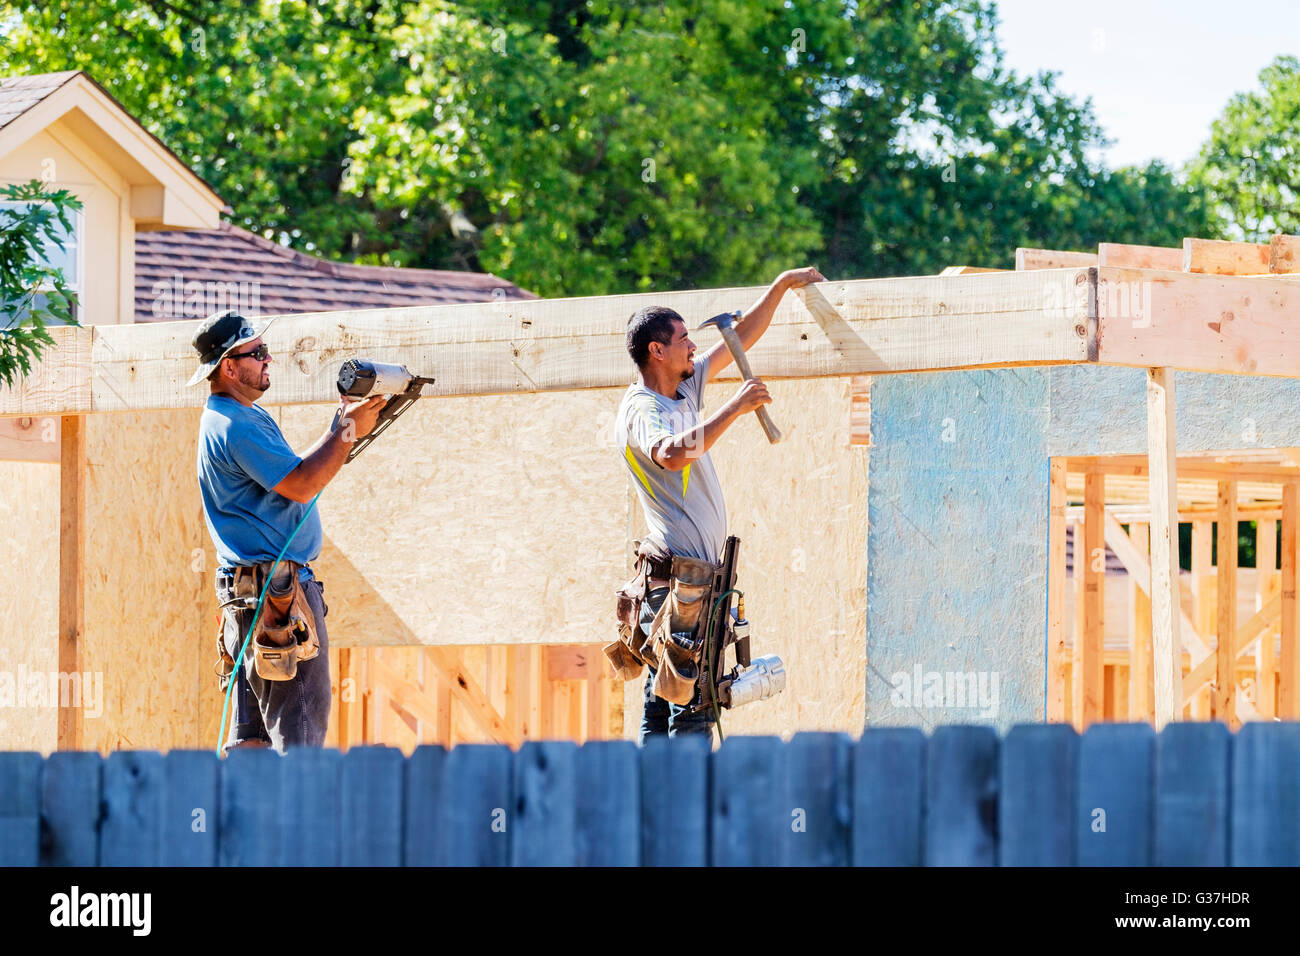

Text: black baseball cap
xmin=186 ymin=310 xmax=276 ymax=387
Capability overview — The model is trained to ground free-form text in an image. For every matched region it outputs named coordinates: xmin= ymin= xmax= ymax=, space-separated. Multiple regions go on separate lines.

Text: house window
xmin=0 ymin=200 xmax=83 ymax=326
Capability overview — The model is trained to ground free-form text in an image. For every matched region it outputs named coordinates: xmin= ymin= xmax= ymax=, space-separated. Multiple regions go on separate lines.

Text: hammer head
xmin=697 ymin=310 xmax=742 ymax=332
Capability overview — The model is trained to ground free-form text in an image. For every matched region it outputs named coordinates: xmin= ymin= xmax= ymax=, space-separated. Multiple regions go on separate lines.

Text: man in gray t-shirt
xmin=615 ymin=266 xmax=825 ymax=740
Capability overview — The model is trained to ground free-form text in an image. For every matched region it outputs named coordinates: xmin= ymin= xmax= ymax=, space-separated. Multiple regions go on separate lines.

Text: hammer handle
xmin=720 ymin=327 xmax=782 ymax=444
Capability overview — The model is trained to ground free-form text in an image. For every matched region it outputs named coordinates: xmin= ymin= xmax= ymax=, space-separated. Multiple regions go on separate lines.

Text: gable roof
xmin=0 ymin=71 xmax=81 ymax=131
xmin=136 ymin=223 xmax=533 ymax=321
xmin=0 ymin=70 xmax=226 ymax=227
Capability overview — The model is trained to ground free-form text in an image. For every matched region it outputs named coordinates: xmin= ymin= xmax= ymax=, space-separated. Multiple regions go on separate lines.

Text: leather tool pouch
xmin=605 ymin=542 xmax=672 ymax=681
xmin=649 ymin=555 xmax=718 ymax=705
xmin=252 ymin=561 xmax=319 ymax=682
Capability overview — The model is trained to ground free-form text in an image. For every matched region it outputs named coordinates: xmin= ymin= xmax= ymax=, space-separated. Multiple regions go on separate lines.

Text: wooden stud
xmin=1146 ymin=368 xmax=1182 ymax=728
xmin=1047 ymin=460 xmax=1068 ymax=722
xmin=1215 ymin=481 xmax=1238 ymax=726
xmin=57 ymin=415 xmax=85 ymax=751
xmin=849 ymin=375 xmax=872 ymax=447
xmin=506 ymin=645 xmax=531 ymax=744
xmin=1082 ymin=473 xmax=1106 ymax=727
xmin=1129 ymin=522 xmax=1153 ymax=722
xmin=1072 ymin=523 xmax=1086 ymax=729
xmin=337 ymin=648 xmax=353 ymax=751
xmin=1282 ymin=483 xmax=1300 ymax=718
xmin=586 ymin=646 xmax=608 ymax=742
xmin=1256 ymin=519 xmax=1278 ymax=719
xmin=529 ymin=645 xmax=546 ymax=741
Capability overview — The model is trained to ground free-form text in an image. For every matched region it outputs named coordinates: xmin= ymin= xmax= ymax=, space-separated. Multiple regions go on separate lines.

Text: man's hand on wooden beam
xmin=708 ymin=266 xmax=827 ymax=381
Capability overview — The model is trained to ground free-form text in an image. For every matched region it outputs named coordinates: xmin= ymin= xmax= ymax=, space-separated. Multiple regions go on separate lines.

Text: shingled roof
xmin=136 ymin=223 xmax=533 ymax=321
xmin=0 ymin=71 xmax=80 ymax=131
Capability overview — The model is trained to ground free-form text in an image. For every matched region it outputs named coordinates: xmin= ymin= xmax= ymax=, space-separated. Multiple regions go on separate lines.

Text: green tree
xmin=0 ymin=180 xmax=82 ymax=387
xmin=1188 ymin=54 xmax=1300 ymax=240
xmin=0 ymin=0 xmax=1210 ymax=297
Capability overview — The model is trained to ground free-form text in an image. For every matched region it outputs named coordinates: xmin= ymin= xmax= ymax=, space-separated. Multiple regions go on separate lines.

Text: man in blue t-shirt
xmin=188 ymin=310 xmax=384 ymax=753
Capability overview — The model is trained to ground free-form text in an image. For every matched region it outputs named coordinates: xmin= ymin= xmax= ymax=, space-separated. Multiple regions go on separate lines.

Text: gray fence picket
xmin=511 ymin=741 xmax=578 ymax=867
xmin=0 ymin=752 xmax=41 ymax=865
xmin=1231 ymin=722 xmax=1300 ymax=865
xmin=100 ymin=752 xmax=163 ymax=866
xmin=161 ymin=751 xmax=218 ymax=866
xmin=219 ymin=748 xmax=283 ymax=866
xmin=1077 ymin=724 xmax=1155 ymax=866
xmin=575 ymin=741 xmax=639 ymax=866
xmin=403 ymin=745 xmax=447 ymax=866
xmin=786 ymin=732 xmax=852 ymax=866
xmin=711 ymin=736 xmax=785 ymax=866
xmin=41 ymin=751 xmax=101 ymax=866
xmin=341 ymin=746 xmax=403 ymax=866
xmin=925 ymin=725 xmax=998 ymax=866
xmin=1000 ymin=724 xmax=1076 ymax=866
xmin=435 ymin=745 xmax=512 ymax=866
xmin=1155 ymin=722 xmax=1230 ymax=866
xmin=852 ymin=729 xmax=924 ymax=866
xmin=283 ymin=748 xmax=341 ymax=866
xmin=639 ymin=734 xmax=709 ymax=867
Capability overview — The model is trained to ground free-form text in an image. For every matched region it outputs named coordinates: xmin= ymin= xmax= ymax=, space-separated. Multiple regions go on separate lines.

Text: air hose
xmin=702 ymin=587 xmax=742 ymax=743
xmin=214 ymin=491 xmax=322 ymax=756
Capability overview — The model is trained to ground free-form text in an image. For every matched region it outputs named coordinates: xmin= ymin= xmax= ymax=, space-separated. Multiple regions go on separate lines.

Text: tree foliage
xmin=0 ymin=0 xmax=1209 ymax=297
xmin=1189 ymin=54 xmax=1300 ymax=241
xmin=0 ymin=180 xmax=82 ymax=388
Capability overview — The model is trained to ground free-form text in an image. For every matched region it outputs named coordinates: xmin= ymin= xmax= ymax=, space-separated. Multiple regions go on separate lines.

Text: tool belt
xmin=214 ymin=561 xmax=319 ymax=685
xmin=606 ymin=542 xmax=719 ymax=706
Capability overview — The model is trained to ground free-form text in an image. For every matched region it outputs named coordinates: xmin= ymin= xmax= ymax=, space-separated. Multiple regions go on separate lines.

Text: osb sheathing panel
xmin=273 ymin=390 xmax=627 ymax=647
xmin=621 ymin=378 xmax=870 ymax=739
xmin=3 ymin=376 xmax=866 ymax=751
xmin=80 ymin=408 xmax=216 ymax=753
xmin=0 ymin=461 xmax=60 ymax=751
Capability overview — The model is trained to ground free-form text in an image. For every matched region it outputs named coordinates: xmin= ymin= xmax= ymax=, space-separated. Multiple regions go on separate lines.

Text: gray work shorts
xmin=216 ymin=568 xmax=331 ymax=754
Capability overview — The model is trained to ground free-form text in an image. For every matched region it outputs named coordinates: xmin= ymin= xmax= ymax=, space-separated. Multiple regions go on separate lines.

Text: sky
xmin=991 ymin=0 xmax=1300 ymax=170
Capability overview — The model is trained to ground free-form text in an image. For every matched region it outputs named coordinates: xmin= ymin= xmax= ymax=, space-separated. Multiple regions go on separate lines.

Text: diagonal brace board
xmin=0 ymin=270 xmax=1095 ymax=417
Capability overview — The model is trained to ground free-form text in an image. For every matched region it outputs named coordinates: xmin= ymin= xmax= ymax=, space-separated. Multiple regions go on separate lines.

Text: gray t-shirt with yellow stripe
xmin=615 ymin=354 xmax=727 ymax=563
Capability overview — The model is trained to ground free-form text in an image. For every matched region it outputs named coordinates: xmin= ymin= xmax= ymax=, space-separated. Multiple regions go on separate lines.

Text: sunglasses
xmin=226 ymin=344 xmax=270 ymax=362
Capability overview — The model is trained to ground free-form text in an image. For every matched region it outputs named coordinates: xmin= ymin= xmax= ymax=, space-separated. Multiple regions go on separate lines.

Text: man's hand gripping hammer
xmin=698 ymin=311 xmax=782 ymax=444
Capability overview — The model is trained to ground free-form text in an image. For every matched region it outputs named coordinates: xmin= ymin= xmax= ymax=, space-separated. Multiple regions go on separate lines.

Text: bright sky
xmin=991 ymin=0 xmax=1300 ymax=170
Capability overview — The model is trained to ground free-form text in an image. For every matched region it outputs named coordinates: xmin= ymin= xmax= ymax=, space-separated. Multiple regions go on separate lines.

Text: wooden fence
xmin=3 ymin=723 xmax=1299 ymax=866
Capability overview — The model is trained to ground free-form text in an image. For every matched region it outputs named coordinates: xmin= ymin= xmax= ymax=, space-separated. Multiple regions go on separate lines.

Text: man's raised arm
xmin=704 ymin=266 xmax=826 ymax=383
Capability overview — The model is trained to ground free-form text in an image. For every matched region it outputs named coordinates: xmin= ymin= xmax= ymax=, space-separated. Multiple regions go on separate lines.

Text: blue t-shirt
xmin=197 ymin=394 xmax=322 ymax=570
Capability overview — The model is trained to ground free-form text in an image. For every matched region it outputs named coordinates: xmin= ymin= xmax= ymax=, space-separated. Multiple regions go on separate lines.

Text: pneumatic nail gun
xmin=335 ymin=359 xmax=436 ymax=462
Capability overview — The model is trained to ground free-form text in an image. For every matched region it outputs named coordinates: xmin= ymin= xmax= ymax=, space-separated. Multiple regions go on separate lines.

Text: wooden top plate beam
xmin=0 ymin=270 xmax=1095 ymax=417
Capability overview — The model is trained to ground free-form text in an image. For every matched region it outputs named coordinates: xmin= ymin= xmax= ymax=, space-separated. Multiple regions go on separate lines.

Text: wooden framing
xmin=1047 ymin=461 xmax=1067 ymax=721
xmin=1082 ymin=473 xmax=1106 ymax=726
xmin=1215 ymin=480 xmax=1239 ymax=725
xmin=21 ymin=232 xmax=1300 ymax=751
xmin=327 ymin=643 xmax=621 ymax=751
xmin=57 ymin=415 xmax=84 ymax=750
xmin=1147 ymin=368 xmax=1182 ymax=728
xmin=0 ymin=270 xmax=1097 ymax=417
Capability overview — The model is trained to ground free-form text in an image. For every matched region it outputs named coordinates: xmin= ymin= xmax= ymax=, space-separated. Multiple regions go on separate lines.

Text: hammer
xmin=698 ymin=310 xmax=782 ymax=444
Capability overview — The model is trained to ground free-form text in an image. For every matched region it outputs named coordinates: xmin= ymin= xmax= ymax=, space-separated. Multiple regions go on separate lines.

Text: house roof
xmin=135 ymin=223 xmax=533 ymax=321
xmin=0 ymin=70 xmax=226 ymax=227
xmin=0 ymin=71 xmax=81 ymax=131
